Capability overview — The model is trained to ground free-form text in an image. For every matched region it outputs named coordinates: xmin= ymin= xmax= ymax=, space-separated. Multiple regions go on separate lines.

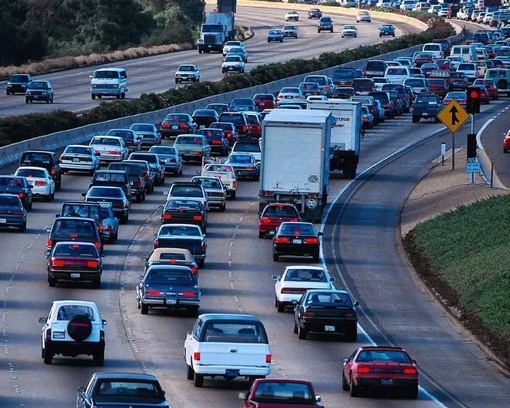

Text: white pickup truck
xmin=184 ymin=313 xmax=272 ymax=387
xmin=201 ymin=163 xmax=237 ymax=199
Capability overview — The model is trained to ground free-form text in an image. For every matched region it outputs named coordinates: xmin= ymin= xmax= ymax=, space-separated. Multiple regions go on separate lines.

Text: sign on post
xmin=437 ymin=100 xmax=470 ymax=133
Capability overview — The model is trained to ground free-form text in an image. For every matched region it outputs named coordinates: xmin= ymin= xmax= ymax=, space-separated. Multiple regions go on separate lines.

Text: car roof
xmin=51 ymin=299 xmax=99 ymax=308
xmin=197 ymin=313 xmax=262 ymax=323
xmin=91 ymin=372 xmax=159 ymax=381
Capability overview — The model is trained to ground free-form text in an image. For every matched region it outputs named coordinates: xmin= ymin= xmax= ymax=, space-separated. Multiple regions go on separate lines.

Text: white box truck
xmin=307 ymin=99 xmax=362 ymax=179
xmin=259 ymin=109 xmax=334 ymax=222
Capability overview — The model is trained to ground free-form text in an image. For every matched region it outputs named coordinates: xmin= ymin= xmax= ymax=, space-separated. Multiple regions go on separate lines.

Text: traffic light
xmin=466 ymin=86 xmax=481 ymax=114
xmin=467 ymin=133 xmax=477 ymax=159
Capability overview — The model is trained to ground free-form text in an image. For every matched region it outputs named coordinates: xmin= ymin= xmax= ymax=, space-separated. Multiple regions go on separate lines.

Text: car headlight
xmin=305 ymin=198 xmax=318 ymax=209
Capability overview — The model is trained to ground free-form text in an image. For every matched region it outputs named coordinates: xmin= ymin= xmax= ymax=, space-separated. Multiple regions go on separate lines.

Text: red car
xmin=240 ymin=378 xmax=323 ymax=407
xmin=473 ymin=79 xmax=498 ymax=100
xmin=442 ymin=91 xmax=467 ymax=107
xmin=209 ymin=121 xmax=240 ymax=145
xmin=342 ymin=346 xmax=419 ymax=399
xmin=503 ymin=130 xmax=510 ymax=153
xmin=253 ymin=93 xmax=276 ymax=111
xmin=258 ymin=203 xmax=301 ymax=238
xmin=426 ymin=78 xmax=449 ymax=98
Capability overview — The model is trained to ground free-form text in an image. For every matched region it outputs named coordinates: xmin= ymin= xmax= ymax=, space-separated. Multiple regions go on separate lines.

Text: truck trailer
xmin=259 ymin=109 xmax=334 ymax=222
xmin=307 ymin=99 xmax=362 ymax=179
xmin=198 ymin=12 xmax=235 ymax=53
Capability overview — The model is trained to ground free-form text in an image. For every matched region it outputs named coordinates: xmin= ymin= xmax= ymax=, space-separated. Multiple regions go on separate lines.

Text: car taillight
xmin=35 ymin=180 xmax=47 ymax=186
xmin=180 ymin=124 xmax=190 ymax=130
xmin=357 ymin=366 xmax=370 ymax=373
xmin=274 ymin=237 xmax=290 ymax=244
xmin=87 ymin=260 xmax=99 ymax=268
xmin=192 ymin=215 xmax=203 ymax=221
xmin=154 ymin=240 xmax=159 ymax=248
xmin=363 ymin=117 xmax=369 ymax=122
xmin=94 ymin=241 xmax=101 ymax=249
xmin=108 ymin=150 xmax=121 ymax=155
xmin=194 ymin=352 xmax=200 ymax=361
xmin=52 ymin=259 xmax=65 ymax=267
xmin=232 ymin=181 xmax=238 ymax=189
xmin=182 ymin=291 xmax=196 ymax=297
xmin=260 ymin=217 xmax=271 ymax=224
xmin=45 ymin=328 xmax=51 ymax=342
xmin=107 ymin=225 xmax=112 ymax=232
xmin=266 ymin=354 xmax=272 ymax=363
xmin=99 ymin=224 xmax=104 ymax=232
xmin=212 ymin=140 xmax=221 ymax=145
xmin=18 ymin=192 xmax=26 ymax=199
xmin=303 ymin=311 xmax=315 ymax=317
xmin=100 ymin=329 xmax=105 ymax=343
xmin=242 ymin=125 xmax=247 ymax=133
xmin=50 ymin=169 xmax=57 ymax=176
xmin=163 ymin=213 xmax=172 ymax=220
xmin=190 ymin=266 xmax=198 ymax=274
xmin=404 ymin=368 xmax=417 ymax=375
xmin=47 ymin=239 xmax=53 ymax=247
xmin=281 ymin=288 xmax=306 ymax=293
xmin=146 ymin=290 xmax=161 ymax=296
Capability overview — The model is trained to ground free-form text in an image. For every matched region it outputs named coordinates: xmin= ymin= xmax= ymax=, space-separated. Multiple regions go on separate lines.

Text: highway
xmin=0 ymin=4 xmax=509 ymax=408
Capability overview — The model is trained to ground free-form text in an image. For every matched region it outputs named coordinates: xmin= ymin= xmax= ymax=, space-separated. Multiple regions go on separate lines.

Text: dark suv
xmin=6 ymin=73 xmax=32 ymax=95
xmin=218 ymin=111 xmax=250 ymax=139
xmin=128 ymin=152 xmax=165 ymax=186
xmin=89 ymin=170 xmax=131 ymax=201
xmin=58 ymin=201 xmax=106 ymax=242
xmin=45 ymin=217 xmax=103 ymax=256
xmin=368 ymin=91 xmax=395 ymax=119
xmin=364 ymin=60 xmax=388 ymax=78
xmin=107 ymin=162 xmax=146 ymax=202
xmin=318 ymin=16 xmax=333 ymax=33
xmin=332 ymin=68 xmax=359 ymax=87
xmin=0 ymin=175 xmax=33 ymax=210
xmin=19 ymin=150 xmax=62 ymax=191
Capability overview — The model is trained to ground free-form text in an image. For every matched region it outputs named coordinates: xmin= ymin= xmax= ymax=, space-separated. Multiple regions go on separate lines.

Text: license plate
xmin=228 ymin=67 xmax=234 ymax=70
xmin=72 ymin=158 xmax=80 ymax=162
xmin=172 ymin=125 xmax=178 ymax=129
xmin=70 ymin=273 xmax=80 ymax=278
xmin=381 ymin=378 xmax=393 ymax=385
xmin=260 ymin=102 xmax=265 ymax=106
xmin=0 ymin=218 xmax=6 ymax=223
xmin=325 ymin=325 xmax=335 ymax=331
xmin=165 ymin=298 xmax=177 ymax=305
xmin=225 ymin=369 xmax=240 ymax=377
xmin=292 ymin=239 xmax=302 ymax=244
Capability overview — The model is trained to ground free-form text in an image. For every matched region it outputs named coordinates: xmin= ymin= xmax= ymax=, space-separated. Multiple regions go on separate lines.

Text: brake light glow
xmin=194 ymin=352 xmax=200 ymax=361
xmin=404 ymin=368 xmax=417 ymax=375
xmin=163 ymin=213 xmax=172 ymax=220
xmin=180 ymin=124 xmax=190 ymax=130
xmin=182 ymin=291 xmax=196 ymax=297
xmin=94 ymin=241 xmax=101 ymax=249
xmin=274 ymin=237 xmax=290 ymax=244
xmin=192 ymin=215 xmax=203 ymax=221
xmin=52 ymin=259 xmax=65 ymax=267
xmin=35 ymin=181 xmax=47 ymax=186
xmin=266 ymin=354 xmax=272 ymax=363
xmin=281 ymin=288 xmax=306 ymax=293
xmin=87 ymin=261 xmax=99 ymax=268
xmin=146 ymin=290 xmax=162 ymax=296
xmin=154 ymin=240 xmax=159 ymax=248
xmin=303 ymin=312 xmax=315 ymax=318
xmin=357 ymin=366 xmax=370 ymax=373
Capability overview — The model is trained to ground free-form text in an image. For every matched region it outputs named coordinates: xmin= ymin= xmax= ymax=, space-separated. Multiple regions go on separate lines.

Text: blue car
xmin=0 ymin=193 xmax=28 ymax=232
xmin=267 ymin=29 xmax=284 ymax=43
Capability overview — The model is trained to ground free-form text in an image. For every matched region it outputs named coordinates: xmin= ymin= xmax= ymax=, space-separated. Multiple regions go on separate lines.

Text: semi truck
xmin=259 ymin=110 xmax=334 ymax=223
xmin=307 ymin=99 xmax=362 ymax=179
xmin=198 ymin=12 xmax=235 ymax=53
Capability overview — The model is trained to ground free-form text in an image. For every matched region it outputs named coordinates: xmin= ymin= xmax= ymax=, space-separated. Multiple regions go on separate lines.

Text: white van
xmin=450 ymin=45 xmax=477 ymax=63
xmin=384 ymin=66 xmax=412 ymax=84
xmin=422 ymin=43 xmax=444 ymax=60
xmin=90 ymin=68 xmax=128 ymax=100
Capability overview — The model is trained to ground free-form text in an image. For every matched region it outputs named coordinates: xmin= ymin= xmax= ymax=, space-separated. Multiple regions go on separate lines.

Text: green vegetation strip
xmin=404 ymin=195 xmax=510 ymax=367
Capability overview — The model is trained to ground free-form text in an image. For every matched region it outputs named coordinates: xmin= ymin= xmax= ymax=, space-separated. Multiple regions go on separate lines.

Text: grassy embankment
xmin=404 ymin=195 xmax=510 ymax=369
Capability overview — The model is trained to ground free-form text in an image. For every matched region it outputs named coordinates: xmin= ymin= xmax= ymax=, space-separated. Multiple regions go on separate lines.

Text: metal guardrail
xmin=0 ymin=24 xmax=464 ymax=169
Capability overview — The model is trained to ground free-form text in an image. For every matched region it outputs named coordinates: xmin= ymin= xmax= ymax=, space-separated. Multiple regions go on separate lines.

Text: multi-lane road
xmin=0 ymin=4 xmax=509 ymax=408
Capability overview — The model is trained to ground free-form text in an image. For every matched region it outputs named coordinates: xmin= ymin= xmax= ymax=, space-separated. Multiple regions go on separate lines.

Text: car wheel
xmin=412 ymin=116 xmax=420 ymax=123
xmin=220 ymin=203 xmax=226 ymax=212
xmin=187 ymin=363 xmax=194 ymax=380
xmin=350 ymin=374 xmax=359 ymax=397
xmin=94 ymin=350 xmax=105 ymax=366
xmin=137 ymin=192 xmax=143 ymax=203
xmin=342 ymin=371 xmax=350 ymax=391
xmin=43 ymin=347 xmax=53 ymax=365
xmin=91 ymin=94 xmax=96 ymax=100
xmin=25 ymin=98 xmax=29 ymax=104
xmin=121 ymin=92 xmax=126 ymax=99
xmin=141 ymin=304 xmax=149 ymax=315
xmin=277 ymin=300 xmax=285 ymax=313
xmin=198 ymin=259 xmax=205 ymax=268
xmin=347 ymin=326 xmax=357 ymax=342
xmin=19 ymin=221 xmax=26 ymax=233
xmin=297 ymin=325 xmax=307 ymax=340
xmin=48 ymin=274 xmax=56 ymax=287
xmin=187 ymin=307 xmax=199 ymax=318
xmin=194 ymin=373 xmax=204 ymax=387
xmin=273 ymin=253 xmax=279 ymax=262
xmin=259 ymin=231 xmax=264 ymax=239
xmin=93 ymin=278 xmax=101 ymax=289
xmin=293 ymin=322 xmax=298 ymax=334
xmin=67 ymin=315 xmax=92 ymax=341
xmin=230 ymin=191 xmax=236 ymax=199
xmin=407 ymin=384 xmax=419 ymax=399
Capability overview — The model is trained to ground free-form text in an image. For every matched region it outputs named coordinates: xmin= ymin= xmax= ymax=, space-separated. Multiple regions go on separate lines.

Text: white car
xmin=282 ymin=24 xmax=298 ymax=38
xmin=59 ymin=145 xmax=100 ymax=175
xmin=221 ymin=54 xmax=245 ymax=74
xmin=400 ymin=0 xmax=416 ymax=10
xmin=356 ymin=10 xmax=371 ymax=23
xmin=222 ymin=40 xmax=244 ymax=56
xmin=88 ymin=135 xmax=129 ymax=163
xmin=14 ymin=166 xmax=55 ymax=201
xmin=285 ymin=10 xmax=299 ymax=21
xmin=341 ymin=25 xmax=358 ymax=38
xmin=372 ymin=76 xmax=390 ymax=90
xmin=39 ymin=300 xmax=106 ymax=365
xmin=272 ymin=265 xmax=336 ymax=312
xmin=190 ymin=176 xmax=227 ymax=212
xmin=175 ymin=64 xmax=200 ymax=84
xmin=457 ymin=62 xmax=479 ymax=82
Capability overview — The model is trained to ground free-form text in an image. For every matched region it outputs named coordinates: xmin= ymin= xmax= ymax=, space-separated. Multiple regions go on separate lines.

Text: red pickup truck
xmin=240 ymin=378 xmax=323 ymax=407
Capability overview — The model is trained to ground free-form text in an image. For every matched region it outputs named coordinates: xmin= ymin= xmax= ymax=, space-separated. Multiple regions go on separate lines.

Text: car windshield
xmin=91 ymin=137 xmax=121 ymax=146
xmin=65 ymin=146 xmax=91 ymax=155
xmin=165 ymin=199 xmax=201 ymax=210
xmin=131 ymin=125 xmax=153 ymax=132
xmin=229 ymin=154 xmax=253 ymax=163
xmin=151 ymin=146 xmax=176 ymax=155
xmin=176 ymin=136 xmax=204 ymax=145
xmin=194 ymin=178 xmax=221 ymax=188
xmin=0 ymin=196 xmax=21 ymax=207
xmin=164 ymin=115 xmax=189 ymax=123
xmin=178 ymin=65 xmax=196 ymax=72
xmin=305 ymin=292 xmax=352 ymax=305
xmin=404 ymin=79 xmax=425 ymax=86
xmin=225 ymin=56 xmax=241 ymax=62
xmin=89 ymin=187 xmax=122 ymax=198
xmin=29 ymin=81 xmax=49 ymax=89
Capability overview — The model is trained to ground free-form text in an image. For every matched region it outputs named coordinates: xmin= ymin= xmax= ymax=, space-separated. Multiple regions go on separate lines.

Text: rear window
xmin=304 ymin=76 xmax=327 ymax=86
xmin=52 ymin=219 xmax=97 ymax=238
xmin=218 ymin=113 xmax=245 ymax=124
xmin=386 ymin=68 xmax=408 ymax=75
xmin=202 ymin=322 xmax=268 ymax=343
xmin=170 ymin=186 xmax=204 ymax=197
xmin=332 ymin=70 xmax=356 ymax=80
xmin=366 ymin=61 xmax=386 ymax=70
xmin=423 ymin=44 xmax=441 ymax=51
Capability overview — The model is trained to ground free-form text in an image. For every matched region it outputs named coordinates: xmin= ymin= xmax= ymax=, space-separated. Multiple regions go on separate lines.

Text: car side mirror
xmin=342 ymin=357 xmax=348 ymax=363
xmin=81 ymin=192 xmax=86 ymax=197
xmin=45 ymin=227 xmax=51 ymax=233
xmin=353 ymin=300 xmax=359 ymax=307
xmin=318 ymin=231 xmax=323 ymax=236
xmin=238 ymin=392 xmax=248 ymax=400
xmin=271 ymin=275 xmax=278 ymax=281
xmin=291 ymin=300 xmax=298 ymax=305
xmin=39 ymin=317 xmax=47 ymax=324
xmin=330 ymin=277 xmax=336 ymax=282
xmin=102 ymin=319 xmax=107 ymax=325
xmin=316 ymin=395 xmax=321 ymax=402
xmin=77 ymin=386 xmax=85 ymax=393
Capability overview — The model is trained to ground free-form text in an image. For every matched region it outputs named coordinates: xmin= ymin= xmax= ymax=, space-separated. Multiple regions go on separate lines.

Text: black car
xmin=128 ymin=152 xmax=165 ymax=186
xmin=83 ymin=186 xmax=130 ymax=224
xmin=368 ymin=91 xmax=395 ymax=119
xmin=123 ymin=159 xmax=155 ymax=194
xmin=159 ymin=113 xmax=197 ymax=139
xmin=161 ymin=198 xmax=208 ymax=233
xmin=308 ymin=8 xmax=322 ymax=19
xmin=218 ymin=111 xmax=251 ymax=139
xmin=197 ymin=128 xmax=229 ymax=156
xmin=293 ymin=289 xmax=358 ymax=341
xmin=318 ymin=16 xmax=333 ymax=33
xmin=205 ymin=103 xmax=230 ymax=115
xmin=332 ymin=68 xmax=359 ymax=87
xmin=272 ymin=221 xmax=322 ymax=262
xmin=89 ymin=169 xmax=131 ymax=202
xmin=77 ymin=372 xmax=170 ymax=408
xmin=0 ymin=175 xmax=33 ymax=210
xmin=379 ymin=24 xmax=395 ymax=37
xmin=99 ymin=202 xmax=119 ymax=244
xmin=192 ymin=109 xmax=219 ymax=129
xmin=6 ymin=73 xmax=32 ymax=95
xmin=45 ymin=217 xmax=102 ymax=255
xmin=107 ymin=162 xmax=146 ymax=202
xmin=59 ymin=201 xmax=107 ymax=241
xmin=19 ymin=150 xmax=62 ymax=191
xmin=25 ymin=80 xmax=54 ymax=104
xmin=332 ymin=86 xmax=356 ymax=100
xmin=0 ymin=194 xmax=28 ymax=232
xmin=106 ymin=128 xmax=142 ymax=152
xmin=136 ymin=265 xmax=201 ymax=316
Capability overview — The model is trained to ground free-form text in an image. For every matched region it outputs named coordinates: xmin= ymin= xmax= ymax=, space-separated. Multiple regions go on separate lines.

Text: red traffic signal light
xmin=466 ymin=86 xmax=480 ymax=114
